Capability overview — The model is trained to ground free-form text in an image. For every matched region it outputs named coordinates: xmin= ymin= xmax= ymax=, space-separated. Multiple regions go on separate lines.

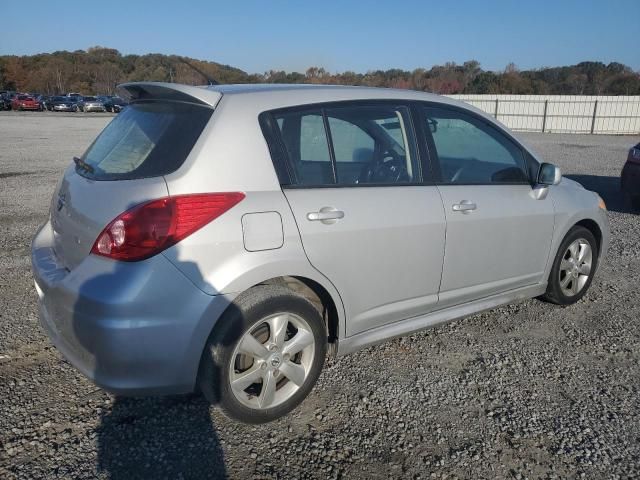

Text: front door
xmin=421 ymin=105 xmax=555 ymax=307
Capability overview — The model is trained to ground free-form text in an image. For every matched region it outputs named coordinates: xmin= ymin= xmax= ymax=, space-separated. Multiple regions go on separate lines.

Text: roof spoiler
xmin=117 ymin=82 xmax=223 ymax=107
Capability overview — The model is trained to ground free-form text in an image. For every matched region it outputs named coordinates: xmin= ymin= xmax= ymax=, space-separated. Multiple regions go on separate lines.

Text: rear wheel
xmin=542 ymin=226 xmax=598 ymax=305
xmin=199 ymin=285 xmax=326 ymax=423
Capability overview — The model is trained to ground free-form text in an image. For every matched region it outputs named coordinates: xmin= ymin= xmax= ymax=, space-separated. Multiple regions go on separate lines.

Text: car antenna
xmin=177 ymin=57 xmax=220 ymax=86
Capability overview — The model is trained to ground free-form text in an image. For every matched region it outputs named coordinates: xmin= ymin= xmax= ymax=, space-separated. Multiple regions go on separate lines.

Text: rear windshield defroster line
xmin=77 ymin=101 xmax=213 ymax=181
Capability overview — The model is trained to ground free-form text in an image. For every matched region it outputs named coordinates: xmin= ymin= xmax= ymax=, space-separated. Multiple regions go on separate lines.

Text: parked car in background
xmin=11 ymin=95 xmax=42 ymax=111
xmin=31 ymin=82 xmax=610 ymax=423
xmin=43 ymin=95 xmax=54 ymax=110
xmin=48 ymin=96 xmax=77 ymax=112
xmin=0 ymin=91 xmax=8 ymax=110
xmin=103 ymin=96 xmax=128 ymax=113
xmin=31 ymin=94 xmax=47 ymax=111
xmin=81 ymin=96 xmax=106 ymax=112
xmin=68 ymin=96 xmax=85 ymax=111
xmin=622 ymin=142 xmax=640 ymax=211
xmin=96 ymin=95 xmax=113 ymax=107
xmin=2 ymin=92 xmax=17 ymax=110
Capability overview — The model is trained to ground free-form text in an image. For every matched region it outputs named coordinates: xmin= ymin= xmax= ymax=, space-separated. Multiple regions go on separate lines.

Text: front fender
xmin=544 ymin=182 xmax=610 ymax=280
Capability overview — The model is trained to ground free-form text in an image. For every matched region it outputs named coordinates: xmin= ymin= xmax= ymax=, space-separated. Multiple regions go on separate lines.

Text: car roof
xmin=117 ymin=82 xmax=492 ymax=122
xmin=206 ymin=83 xmax=447 ymax=102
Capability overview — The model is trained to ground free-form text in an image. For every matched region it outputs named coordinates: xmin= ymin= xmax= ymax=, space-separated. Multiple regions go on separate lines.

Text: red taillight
xmin=91 ymin=192 xmax=244 ymax=261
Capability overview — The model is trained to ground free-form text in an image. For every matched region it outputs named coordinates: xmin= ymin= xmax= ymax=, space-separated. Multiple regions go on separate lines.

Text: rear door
xmin=265 ymin=102 xmax=446 ymax=336
xmin=420 ymin=104 xmax=555 ymax=307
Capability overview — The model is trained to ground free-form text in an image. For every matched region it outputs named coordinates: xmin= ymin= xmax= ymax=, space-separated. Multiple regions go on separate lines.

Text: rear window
xmin=79 ymin=101 xmax=213 ymax=180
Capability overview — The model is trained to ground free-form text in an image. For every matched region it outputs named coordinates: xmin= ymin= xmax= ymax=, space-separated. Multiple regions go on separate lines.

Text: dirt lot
xmin=0 ymin=112 xmax=639 ymax=479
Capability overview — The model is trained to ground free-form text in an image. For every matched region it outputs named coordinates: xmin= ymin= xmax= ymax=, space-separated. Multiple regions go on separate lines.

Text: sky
xmin=0 ymin=0 xmax=638 ymax=74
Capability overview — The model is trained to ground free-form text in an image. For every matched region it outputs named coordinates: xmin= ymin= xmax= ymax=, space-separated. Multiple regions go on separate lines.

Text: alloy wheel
xmin=228 ymin=312 xmax=316 ymax=410
xmin=559 ymin=238 xmax=592 ymax=296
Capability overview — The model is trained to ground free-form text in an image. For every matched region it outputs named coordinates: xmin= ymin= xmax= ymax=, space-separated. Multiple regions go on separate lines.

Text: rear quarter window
xmin=79 ymin=101 xmax=212 ymax=180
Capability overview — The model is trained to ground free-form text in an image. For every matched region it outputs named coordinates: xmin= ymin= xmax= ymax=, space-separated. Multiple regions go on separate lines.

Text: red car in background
xmin=11 ymin=94 xmax=42 ymax=111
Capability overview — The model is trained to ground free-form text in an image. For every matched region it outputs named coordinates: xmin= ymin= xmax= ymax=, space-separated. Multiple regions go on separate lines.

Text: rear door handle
xmin=452 ymin=200 xmax=477 ymax=213
xmin=307 ymin=207 xmax=344 ymax=224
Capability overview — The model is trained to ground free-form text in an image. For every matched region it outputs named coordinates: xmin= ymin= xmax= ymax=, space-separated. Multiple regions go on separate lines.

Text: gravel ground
xmin=0 ymin=111 xmax=639 ymax=479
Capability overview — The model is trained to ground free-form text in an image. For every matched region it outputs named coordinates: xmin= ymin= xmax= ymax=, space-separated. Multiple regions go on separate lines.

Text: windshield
xmin=79 ymin=101 xmax=213 ymax=180
xmin=84 ymin=96 xmax=97 ymax=101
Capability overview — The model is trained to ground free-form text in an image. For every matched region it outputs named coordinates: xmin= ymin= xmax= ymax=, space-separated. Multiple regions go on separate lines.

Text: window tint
xmin=271 ymin=104 xmax=419 ymax=186
xmin=79 ymin=102 xmax=212 ymax=180
xmin=424 ymin=106 xmax=528 ymax=184
xmin=300 ymin=114 xmax=330 ymax=163
xmin=273 ymin=109 xmax=333 ymax=186
xmin=327 ymin=117 xmax=374 ymax=162
xmin=326 ymin=106 xmax=418 ymax=185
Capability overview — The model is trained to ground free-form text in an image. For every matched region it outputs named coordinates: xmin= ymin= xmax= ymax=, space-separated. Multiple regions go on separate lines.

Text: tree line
xmin=1 ymin=46 xmax=639 ymax=96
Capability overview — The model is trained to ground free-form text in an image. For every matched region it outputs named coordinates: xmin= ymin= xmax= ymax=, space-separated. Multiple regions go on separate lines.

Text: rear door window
xmin=79 ymin=102 xmax=212 ymax=180
xmin=273 ymin=109 xmax=334 ymax=186
xmin=269 ymin=103 xmax=419 ymax=186
xmin=325 ymin=105 xmax=418 ymax=185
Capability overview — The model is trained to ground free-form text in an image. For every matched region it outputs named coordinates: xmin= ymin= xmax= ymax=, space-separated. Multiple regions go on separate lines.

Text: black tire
xmin=541 ymin=226 xmax=598 ymax=305
xmin=198 ymin=285 xmax=327 ymax=423
xmin=623 ymin=191 xmax=640 ymax=212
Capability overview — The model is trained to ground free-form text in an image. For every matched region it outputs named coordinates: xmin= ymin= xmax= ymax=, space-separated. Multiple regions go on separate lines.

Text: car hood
xmin=560 ymin=176 xmax=585 ymax=190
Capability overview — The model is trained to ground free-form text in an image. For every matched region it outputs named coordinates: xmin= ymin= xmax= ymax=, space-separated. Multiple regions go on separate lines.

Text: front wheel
xmin=199 ymin=285 xmax=327 ymax=423
xmin=624 ymin=191 xmax=640 ymax=212
xmin=541 ymin=226 xmax=598 ymax=305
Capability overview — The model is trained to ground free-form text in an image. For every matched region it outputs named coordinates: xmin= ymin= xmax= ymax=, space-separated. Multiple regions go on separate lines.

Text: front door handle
xmin=452 ymin=200 xmax=477 ymax=213
xmin=307 ymin=207 xmax=344 ymax=224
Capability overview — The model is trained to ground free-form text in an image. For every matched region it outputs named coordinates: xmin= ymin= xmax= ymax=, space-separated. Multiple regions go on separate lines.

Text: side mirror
xmin=537 ymin=163 xmax=562 ymax=186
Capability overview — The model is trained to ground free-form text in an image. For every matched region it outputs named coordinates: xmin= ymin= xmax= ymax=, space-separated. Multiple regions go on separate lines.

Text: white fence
xmin=447 ymin=94 xmax=640 ymax=135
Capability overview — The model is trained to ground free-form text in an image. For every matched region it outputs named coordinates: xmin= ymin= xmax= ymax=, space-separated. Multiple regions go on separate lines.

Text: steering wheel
xmin=359 ymin=149 xmax=408 ymax=184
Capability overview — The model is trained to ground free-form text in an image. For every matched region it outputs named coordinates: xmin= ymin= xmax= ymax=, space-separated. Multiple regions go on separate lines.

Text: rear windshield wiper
xmin=73 ymin=156 xmax=94 ymax=174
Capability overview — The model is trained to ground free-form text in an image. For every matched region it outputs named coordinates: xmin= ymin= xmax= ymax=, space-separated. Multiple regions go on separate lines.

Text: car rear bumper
xmin=84 ymin=105 xmax=105 ymax=112
xmin=31 ymin=220 xmax=233 ymax=396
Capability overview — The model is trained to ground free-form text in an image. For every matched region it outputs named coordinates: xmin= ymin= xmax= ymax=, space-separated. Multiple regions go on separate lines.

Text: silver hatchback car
xmin=32 ymin=83 xmax=609 ymax=423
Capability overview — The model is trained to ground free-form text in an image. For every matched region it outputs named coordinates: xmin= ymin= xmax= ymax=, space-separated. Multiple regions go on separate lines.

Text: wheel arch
xmin=574 ymin=218 xmax=602 ymax=255
xmin=240 ymin=275 xmax=342 ymax=354
xmin=206 ymin=265 xmax=346 ymax=354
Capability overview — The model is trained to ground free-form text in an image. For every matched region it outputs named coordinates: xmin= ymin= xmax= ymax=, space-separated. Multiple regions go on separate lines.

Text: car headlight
xmin=596 ymin=194 xmax=607 ymax=210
